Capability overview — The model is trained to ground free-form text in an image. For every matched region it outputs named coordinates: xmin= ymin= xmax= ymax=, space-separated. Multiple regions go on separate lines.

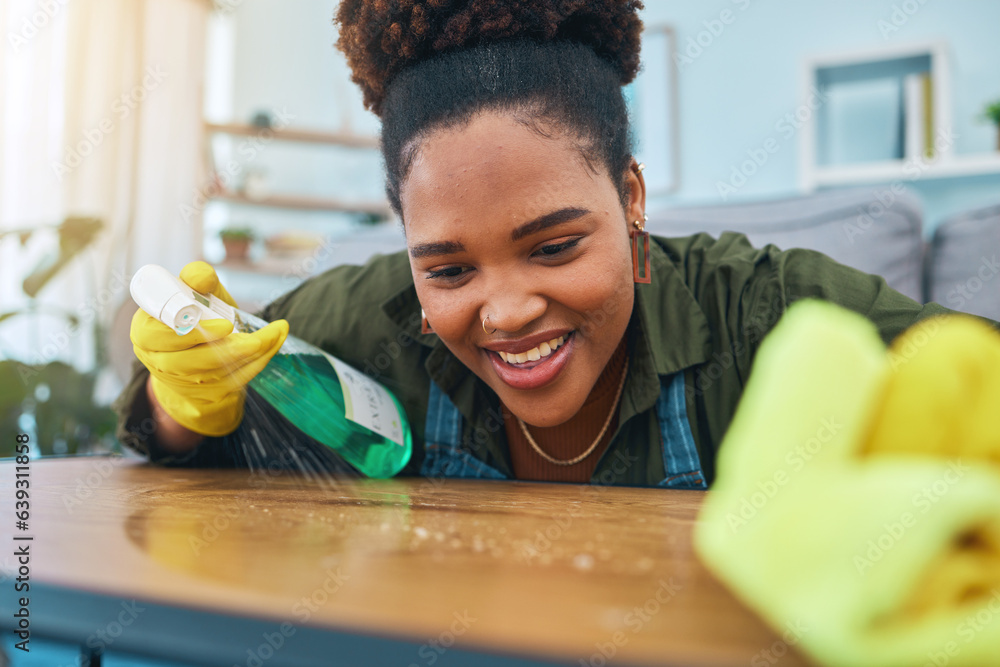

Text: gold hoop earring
xmin=483 ymin=316 xmax=497 ymax=335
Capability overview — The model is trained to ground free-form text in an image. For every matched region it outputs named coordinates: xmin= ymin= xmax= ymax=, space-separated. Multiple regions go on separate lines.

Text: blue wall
xmin=223 ymin=0 xmax=1000 ymax=235
xmin=642 ymin=0 xmax=1000 ymax=233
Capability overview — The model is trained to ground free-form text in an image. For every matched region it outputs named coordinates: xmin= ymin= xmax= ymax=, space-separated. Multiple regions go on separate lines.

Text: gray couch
xmin=927 ymin=203 xmax=1000 ymax=320
xmin=313 ymin=188 xmax=1000 ymax=319
xmin=645 ymin=188 xmax=925 ymax=303
xmin=646 ymin=188 xmax=1000 ymax=322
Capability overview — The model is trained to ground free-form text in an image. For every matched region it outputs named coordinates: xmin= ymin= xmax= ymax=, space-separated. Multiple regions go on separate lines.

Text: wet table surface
xmin=0 ymin=457 xmax=813 ymax=666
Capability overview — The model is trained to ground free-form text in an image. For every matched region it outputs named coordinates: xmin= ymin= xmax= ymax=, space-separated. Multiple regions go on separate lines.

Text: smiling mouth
xmin=486 ymin=331 xmax=576 ymax=390
xmin=497 ymin=335 xmax=568 ymax=365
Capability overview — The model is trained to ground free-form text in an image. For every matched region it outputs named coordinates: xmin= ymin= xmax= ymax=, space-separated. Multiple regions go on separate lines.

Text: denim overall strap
xmin=420 ymin=379 xmax=507 ymax=479
xmin=655 ymin=372 xmax=707 ymax=489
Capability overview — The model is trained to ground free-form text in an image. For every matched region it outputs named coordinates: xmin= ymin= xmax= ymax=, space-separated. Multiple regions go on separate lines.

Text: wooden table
xmin=0 ymin=457 xmax=813 ymax=666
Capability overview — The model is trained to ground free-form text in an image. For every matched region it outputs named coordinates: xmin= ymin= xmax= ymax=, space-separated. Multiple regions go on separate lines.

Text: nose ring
xmin=483 ymin=316 xmax=497 ymax=335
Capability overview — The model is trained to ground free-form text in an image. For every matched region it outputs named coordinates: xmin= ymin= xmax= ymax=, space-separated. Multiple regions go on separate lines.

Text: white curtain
xmin=0 ymin=0 xmax=208 ymax=393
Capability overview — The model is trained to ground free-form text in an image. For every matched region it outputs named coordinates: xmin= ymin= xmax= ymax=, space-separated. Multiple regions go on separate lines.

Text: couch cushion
xmin=646 ymin=188 xmax=925 ymax=302
xmin=928 ymin=203 xmax=1000 ymax=320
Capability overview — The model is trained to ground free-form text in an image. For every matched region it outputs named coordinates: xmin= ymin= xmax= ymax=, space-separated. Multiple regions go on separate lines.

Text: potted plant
xmin=983 ymin=99 xmax=1000 ymax=151
xmin=219 ymin=227 xmax=255 ymax=262
xmin=0 ymin=216 xmax=118 ymax=457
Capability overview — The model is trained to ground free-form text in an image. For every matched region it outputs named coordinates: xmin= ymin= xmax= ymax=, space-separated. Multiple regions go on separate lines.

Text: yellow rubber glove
xmin=695 ymin=301 xmax=1000 ymax=667
xmin=131 ymin=261 xmax=289 ymax=436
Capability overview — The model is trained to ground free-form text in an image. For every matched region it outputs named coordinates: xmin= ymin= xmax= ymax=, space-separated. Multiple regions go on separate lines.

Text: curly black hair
xmin=335 ymin=0 xmax=644 ymax=219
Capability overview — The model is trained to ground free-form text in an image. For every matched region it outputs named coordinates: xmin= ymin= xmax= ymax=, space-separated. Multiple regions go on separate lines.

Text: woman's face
xmin=401 ymin=112 xmax=645 ymax=427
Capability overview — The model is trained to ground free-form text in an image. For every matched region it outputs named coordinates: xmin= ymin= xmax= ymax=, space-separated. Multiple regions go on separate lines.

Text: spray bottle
xmin=130 ymin=264 xmax=412 ymax=478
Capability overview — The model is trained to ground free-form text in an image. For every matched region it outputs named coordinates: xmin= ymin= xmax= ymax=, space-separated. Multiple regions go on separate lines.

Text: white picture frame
xmin=627 ymin=24 xmax=680 ymax=195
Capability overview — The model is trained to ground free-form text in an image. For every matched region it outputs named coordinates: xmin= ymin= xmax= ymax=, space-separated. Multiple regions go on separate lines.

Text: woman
xmin=115 ymin=0 xmax=951 ymax=487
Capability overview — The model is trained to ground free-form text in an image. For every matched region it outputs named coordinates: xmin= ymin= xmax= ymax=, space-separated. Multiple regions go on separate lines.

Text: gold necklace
xmin=516 ymin=358 xmax=629 ymax=466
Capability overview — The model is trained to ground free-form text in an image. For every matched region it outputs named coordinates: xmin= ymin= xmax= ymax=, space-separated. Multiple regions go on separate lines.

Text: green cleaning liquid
xmin=130 ymin=264 xmax=412 ymax=478
xmin=236 ymin=310 xmax=412 ymax=478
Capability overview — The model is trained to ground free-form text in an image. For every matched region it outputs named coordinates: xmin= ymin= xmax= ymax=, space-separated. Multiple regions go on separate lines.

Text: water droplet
xmin=573 ymin=553 xmax=595 ymax=571
xmin=413 ymin=526 xmax=430 ymax=539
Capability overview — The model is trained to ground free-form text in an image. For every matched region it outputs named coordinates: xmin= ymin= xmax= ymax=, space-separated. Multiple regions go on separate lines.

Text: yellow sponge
xmin=695 ymin=301 xmax=1000 ymax=667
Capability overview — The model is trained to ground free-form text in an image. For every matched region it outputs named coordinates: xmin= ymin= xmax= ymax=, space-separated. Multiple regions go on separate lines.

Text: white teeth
xmin=497 ymin=335 xmax=568 ymax=365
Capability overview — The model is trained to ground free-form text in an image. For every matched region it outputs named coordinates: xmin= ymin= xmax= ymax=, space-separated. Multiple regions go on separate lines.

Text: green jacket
xmin=113 ymin=233 xmax=953 ymax=485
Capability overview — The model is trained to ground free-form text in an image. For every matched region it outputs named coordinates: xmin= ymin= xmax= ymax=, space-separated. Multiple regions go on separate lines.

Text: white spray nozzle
xmin=130 ymin=264 xmax=236 ymax=335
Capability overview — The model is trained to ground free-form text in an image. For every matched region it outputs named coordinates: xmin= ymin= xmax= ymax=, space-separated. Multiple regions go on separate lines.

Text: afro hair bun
xmin=335 ymin=0 xmax=644 ymax=116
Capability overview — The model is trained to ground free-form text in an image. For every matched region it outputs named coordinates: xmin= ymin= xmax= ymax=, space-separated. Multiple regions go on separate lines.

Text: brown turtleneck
xmin=502 ymin=338 xmax=628 ymax=483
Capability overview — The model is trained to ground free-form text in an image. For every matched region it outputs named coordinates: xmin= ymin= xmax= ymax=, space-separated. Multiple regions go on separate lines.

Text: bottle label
xmin=327 ymin=355 xmax=406 ymax=447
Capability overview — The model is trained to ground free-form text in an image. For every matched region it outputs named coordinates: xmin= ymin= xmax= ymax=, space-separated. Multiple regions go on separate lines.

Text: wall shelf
xmin=215 ymin=256 xmax=318 ymax=276
xmin=799 ymin=40 xmax=956 ymax=191
xmin=201 ymin=119 xmax=391 ymax=283
xmin=205 ymin=123 xmax=379 ymax=149
xmin=202 ymin=120 xmax=390 ymax=219
xmin=814 ymin=153 xmax=1000 ymax=187
xmin=210 ymin=189 xmax=391 ymax=216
